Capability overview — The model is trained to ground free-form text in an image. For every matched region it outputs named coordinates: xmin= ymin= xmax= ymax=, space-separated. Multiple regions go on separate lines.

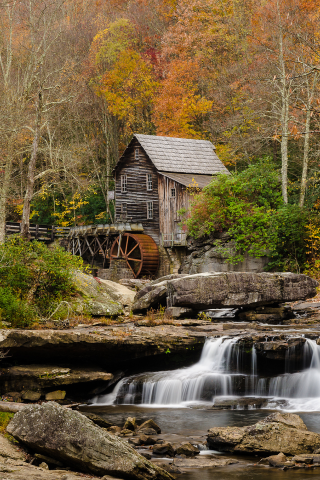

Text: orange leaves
xmin=153 ymin=59 xmax=212 ymax=138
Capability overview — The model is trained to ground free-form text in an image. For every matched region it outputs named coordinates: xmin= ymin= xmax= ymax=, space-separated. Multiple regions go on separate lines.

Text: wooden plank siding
xmin=158 ymin=175 xmax=192 ymax=241
xmin=114 ymin=138 xmax=160 ymax=244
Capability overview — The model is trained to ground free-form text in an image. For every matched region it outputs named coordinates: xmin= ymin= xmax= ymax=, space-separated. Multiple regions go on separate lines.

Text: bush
xmin=0 ymin=412 xmax=14 ymax=433
xmin=182 ymin=160 xmax=315 ymax=272
xmin=0 ymin=236 xmax=84 ymax=325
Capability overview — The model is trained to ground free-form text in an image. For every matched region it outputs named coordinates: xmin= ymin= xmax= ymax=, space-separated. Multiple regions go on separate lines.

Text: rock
xmin=45 ymin=390 xmax=66 ymax=401
xmin=207 ymin=412 xmax=320 ymax=455
xmin=7 ymin=402 xmax=173 ymax=480
xmin=139 ymin=428 xmax=158 ymax=436
xmin=72 ymin=271 xmax=123 ymax=316
xmin=138 ymin=419 xmax=161 ymax=434
xmin=140 ymin=435 xmax=158 ymax=446
xmin=138 ymin=451 xmax=152 ymax=460
xmin=267 ymin=452 xmax=287 ymax=467
xmin=123 ymin=416 xmax=137 ymax=431
xmin=107 ymin=426 xmax=121 ymax=435
xmin=82 ymin=413 xmax=112 ymax=429
xmin=173 ymin=443 xmax=199 ymax=457
xmin=166 ymin=272 xmax=318 ymax=310
xmin=165 ymin=307 xmax=193 ymax=319
xmin=133 ymin=283 xmax=167 ymax=313
xmin=291 ymin=454 xmax=316 ymax=463
xmin=35 ymin=453 xmax=64 ymax=467
xmin=21 ymin=391 xmax=41 ymax=401
xmin=120 ymin=428 xmax=135 ymax=436
xmin=119 ymin=278 xmax=151 ymax=291
xmin=173 ymin=457 xmax=239 ymax=468
xmin=98 ymin=279 xmax=136 ymax=306
xmin=212 ymin=397 xmax=269 ymax=409
xmin=153 ymin=443 xmax=175 ymax=457
xmin=0 ymin=433 xmax=25 ymax=461
xmin=1 ymin=365 xmax=113 ymax=396
xmin=129 ymin=437 xmax=141 ymax=447
xmin=39 ymin=462 xmax=49 ymax=469
xmin=0 ymin=401 xmax=26 ymax=413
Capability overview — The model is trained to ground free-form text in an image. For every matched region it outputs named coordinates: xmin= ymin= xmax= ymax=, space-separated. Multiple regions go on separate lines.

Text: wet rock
xmin=138 ymin=419 xmax=161 ymax=434
xmin=7 ymin=402 xmax=173 ymax=480
xmin=128 ymin=437 xmax=141 ymax=447
xmin=267 ymin=452 xmax=287 ymax=467
xmin=123 ymin=417 xmax=137 ymax=431
xmin=291 ymin=454 xmax=317 ymax=463
xmin=21 ymin=391 xmax=41 ymax=401
xmin=81 ymin=413 xmax=112 ymax=429
xmin=39 ymin=462 xmax=49 ymax=469
xmin=107 ymin=426 xmax=121 ymax=435
xmin=173 ymin=443 xmax=199 ymax=457
xmin=137 ymin=435 xmax=158 ymax=446
xmin=0 ymin=365 xmax=113 ymax=396
xmin=212 ymin=397 xmax=269 ymax=409
xmin=137 ymin=450 xmax=152 ymax=460
xmin=153 ymin=443 xmax=175 ymax=457
xmin=173 ymin=457 xmax=239 ymax=468
xmin=239 ymin=306 xmax=293 ymax=324
xmin=207 ymin=412 xmax=320 ymax=455
xmin=45 ymin=390 xmax=66 ymax=401
xmin=120 ymin=429 xmax=135 ymax=436
xmin=166 ymin=272 xmax=318 ymax=310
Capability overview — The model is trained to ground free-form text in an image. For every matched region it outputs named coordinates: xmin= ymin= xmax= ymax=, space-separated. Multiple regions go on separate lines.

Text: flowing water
xmin=88 ymin=335 xmax=320 ymax=479
xmin=92 ymin=336 xmax=320 ymax=412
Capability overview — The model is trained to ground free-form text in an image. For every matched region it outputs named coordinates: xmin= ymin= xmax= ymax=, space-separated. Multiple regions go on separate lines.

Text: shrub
xmin=182 ymin=160 xmax=315 ymax=272
xmin=0 ymin=236 xmax=84 ymax=324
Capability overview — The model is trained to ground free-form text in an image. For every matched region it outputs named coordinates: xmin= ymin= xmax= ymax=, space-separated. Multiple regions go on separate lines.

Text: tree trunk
xmin=0 ymin=151 xmax=13 ymax=243
xmin=21 ymin=92 xmax=42 ymax=239
xmin=299 ymin=73 xmax=317 ymax=208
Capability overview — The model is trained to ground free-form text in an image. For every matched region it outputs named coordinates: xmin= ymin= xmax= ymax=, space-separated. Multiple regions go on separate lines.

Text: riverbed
xmin=83 ymin=405 xmax=320 ymax=479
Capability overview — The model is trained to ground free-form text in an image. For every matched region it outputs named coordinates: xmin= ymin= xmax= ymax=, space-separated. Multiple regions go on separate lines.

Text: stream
xmin=88 ymin=336 xmax=320 ymax=479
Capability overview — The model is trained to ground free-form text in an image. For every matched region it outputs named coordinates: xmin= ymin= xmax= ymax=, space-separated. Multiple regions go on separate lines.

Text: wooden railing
xmin=5 ymin=222 xmax=70 ymax=240
xmin=161 ymin=232 xmax=187 ymax=247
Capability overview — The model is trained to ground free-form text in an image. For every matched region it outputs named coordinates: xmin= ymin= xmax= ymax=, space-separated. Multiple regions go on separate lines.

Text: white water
xmin=92 ymin=336 xmax=320 ymax=412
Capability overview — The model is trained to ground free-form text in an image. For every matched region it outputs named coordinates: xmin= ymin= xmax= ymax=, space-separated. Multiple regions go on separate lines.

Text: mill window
xmin=121 ymin=175 xmax=127 ymax=193
xmin=171 ymin=188 xmax=176 ymax=198
xmin=121 ymin=203 xmax=127 ymax=214
xmin=146 ymin=173 xmax=153 ymax=191
xmin=147 ymin=201 xmax=153 ymax=219
xmin=135 ymin=148 xmax=140 ymax=161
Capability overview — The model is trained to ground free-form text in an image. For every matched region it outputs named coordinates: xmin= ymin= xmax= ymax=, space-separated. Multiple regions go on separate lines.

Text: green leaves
xmin=184 ymin=160 xmax=312 ymax=271
xmin=0 ymin=236 xmax=84 ymax=324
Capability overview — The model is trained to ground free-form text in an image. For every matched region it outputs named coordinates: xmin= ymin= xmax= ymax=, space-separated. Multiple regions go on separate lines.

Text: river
xmin=86 ymin=335 xmax=320 ymax=479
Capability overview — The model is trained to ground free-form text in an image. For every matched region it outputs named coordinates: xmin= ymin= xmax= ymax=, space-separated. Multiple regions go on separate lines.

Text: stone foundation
xmin=97 ymin=258 xmax=134 ymax=282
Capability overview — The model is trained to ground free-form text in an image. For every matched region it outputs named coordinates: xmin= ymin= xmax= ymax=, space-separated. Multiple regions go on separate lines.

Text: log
xmin=0 ymin=401 xmax=26 ymax=413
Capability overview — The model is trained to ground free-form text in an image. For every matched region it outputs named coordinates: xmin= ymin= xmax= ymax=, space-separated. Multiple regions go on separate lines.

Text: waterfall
xmin=91 ymin=337 xmax=320 ymax=412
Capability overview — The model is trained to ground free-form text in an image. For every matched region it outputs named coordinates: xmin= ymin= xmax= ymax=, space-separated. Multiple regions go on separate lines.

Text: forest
xmin=0 ymin=0 xmax=319 ymax=275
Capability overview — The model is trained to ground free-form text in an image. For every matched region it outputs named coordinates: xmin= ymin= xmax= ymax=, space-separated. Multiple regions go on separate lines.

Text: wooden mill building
xmin=114 ymin=134 xmax=229 ymax=247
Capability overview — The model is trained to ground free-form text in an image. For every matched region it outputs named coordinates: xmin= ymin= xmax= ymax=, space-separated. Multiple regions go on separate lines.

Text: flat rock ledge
xmin=7 ymin=402 xmax=173 ymax=480
xmin=133 ymin=272 xmax=318 ymax=313
xmin=207 ymin=412 xmax=320 ymax=455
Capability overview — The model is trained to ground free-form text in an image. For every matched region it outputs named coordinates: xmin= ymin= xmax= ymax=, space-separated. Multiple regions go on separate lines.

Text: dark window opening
xmin=171 ymin=188 xmax=176 ymax=198
xmin=135 ymin=148 xmax=140 ymax=160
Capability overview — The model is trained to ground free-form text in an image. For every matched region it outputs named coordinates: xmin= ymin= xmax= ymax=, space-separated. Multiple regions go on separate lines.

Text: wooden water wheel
xmin=110 ymin=233 xmax=159 ymax=278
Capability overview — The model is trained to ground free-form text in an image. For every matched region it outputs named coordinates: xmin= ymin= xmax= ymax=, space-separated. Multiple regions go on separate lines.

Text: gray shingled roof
xmin=135 ymin=134 xmax=229 ymax=175
xmin=159 ymin=172 xmax=214 ymax=188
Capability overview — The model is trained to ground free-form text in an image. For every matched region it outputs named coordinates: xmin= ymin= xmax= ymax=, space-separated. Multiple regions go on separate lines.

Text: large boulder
xmin=72 ymin=271 xmax=123 ymax=316
xmin=7 ymin=402 xmax=173 ymax=480
xmin=132 ymin=275 xmax=187 ymax=313
xmin=166 ymin=272 xmax=318 ymax=310
xmin=207 ymin=412 xmax=320 ymax=455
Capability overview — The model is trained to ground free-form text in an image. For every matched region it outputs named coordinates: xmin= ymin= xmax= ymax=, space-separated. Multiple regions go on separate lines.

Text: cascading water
xmin=92 ymin=336 xmax=320 ymax=412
